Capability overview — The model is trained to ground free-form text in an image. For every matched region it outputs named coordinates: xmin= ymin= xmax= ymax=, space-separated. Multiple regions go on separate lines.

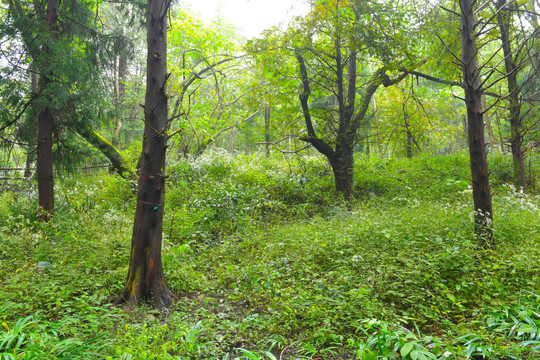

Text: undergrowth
xmin=0 ymin=150 xmax=539 ymax=359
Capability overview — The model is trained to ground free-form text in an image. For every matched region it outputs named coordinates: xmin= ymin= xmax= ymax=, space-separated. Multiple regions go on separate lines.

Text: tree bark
xmin=114 ymin=0 xmax=174 ymax=308
xmin=264 ymin=105 xmax=271 ymax=158
xmin=497 ymin=0 xmax=526 ymax=192
xmin=113 ymin=54 xmax=127 ymax=146
xmin=460 ymin=0 xmax=494 ymax=249
xmin=404 ymin=103 xmax=413 ymax=158
xmin=25 ymin=71 xmax=38 ymax=179
xmin=76 ymin=125 xmax=137 ymax=181
xmin=482 ymin=95 xmax=498 ymax=153
xmin=36 ymin=0 xmax=60 ymax=221
xmin=328 ymin=150 xmax=354 ymax=198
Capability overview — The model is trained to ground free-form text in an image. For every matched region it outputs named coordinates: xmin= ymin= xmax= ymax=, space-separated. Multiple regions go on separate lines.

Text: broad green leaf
xmin=401 ymin=343 xmax=414 ymax=357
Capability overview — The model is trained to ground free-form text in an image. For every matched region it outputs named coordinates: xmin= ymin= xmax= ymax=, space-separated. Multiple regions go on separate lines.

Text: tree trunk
xmin=460 ymin=0 xmax=494 ymax=249
xmin=482 ymin=95 xmax=498 ymax=153
xmin=37 ymin=108 xmax=54 ymax=219
xmin=264 ymin=105 xmax=271 ymax=158
xmin=76 ymin=125 xmax=137 ymax=181
xmin=113 ymin=54 xmax=127 ymax=146
xmin=36 ymin=0 xmax=59 ymax=221
xmin=497 ymin=0 xmax=526 ymax=191
xmin=25 ymin=70 xmax=38 ymax=178
xmin=329 ymin=149 xmax=354 ymax=200
xmin=404 ymin=103 xmax=413 ymax=158
xmin=114 ymin=0 xmax=174 ymax=308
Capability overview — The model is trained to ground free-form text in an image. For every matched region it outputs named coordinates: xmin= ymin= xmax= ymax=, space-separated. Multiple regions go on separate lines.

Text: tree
xmin=413 ymin=0 xmax=539 ymax=192
xmin=4 ymin=0 xmax=129 ymax=215
xmin=459 ymin=0 xmax=494 ymax=248
xmin=268 ymin=0 xmax=420 ymax=199
xmin=167 ymin=8 xmax=255 ymax=157
xmin=114 ymin=0 xmax=174 ymax=308
xmin=35 ymin=0 xmax=60 ymax=220
xmin=100 ymin=1 xmax=146 ymax=147
xmin=495 ymin=0 xmax=539 ymax=191
xmin=295 ymin=50 xmax=408 ymax=199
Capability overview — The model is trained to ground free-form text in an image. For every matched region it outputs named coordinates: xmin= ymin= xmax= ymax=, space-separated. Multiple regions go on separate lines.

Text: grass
xmin=0 ymin=150 xmax=539 ymax=359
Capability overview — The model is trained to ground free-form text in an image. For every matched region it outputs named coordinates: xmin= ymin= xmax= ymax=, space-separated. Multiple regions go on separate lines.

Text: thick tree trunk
xmin=329 ymin=149 xmax=354 ymax=200
xmin=36 ymin=0 xmax=59 ymax=221
xmin=460 ymin=0 xmax=494 ymax=249
xmin=497 ymin=0 xmax=526 ymax=191
xmin=114 ymin=0 xmax=174 ymax=308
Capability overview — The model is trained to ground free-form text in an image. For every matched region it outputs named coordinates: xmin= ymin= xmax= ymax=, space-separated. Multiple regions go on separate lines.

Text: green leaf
xmin=466 ymin=344 xmax=477 ymax=359
xmin=519 ymin=325 xmax=538 ymax=334
xmin=238 ymin=348 xmax=261 ymax=360
xmin=263 ymin=351 xmax=277 ymax=360
xmin=401 ymin=343 xmax=414 ymax=357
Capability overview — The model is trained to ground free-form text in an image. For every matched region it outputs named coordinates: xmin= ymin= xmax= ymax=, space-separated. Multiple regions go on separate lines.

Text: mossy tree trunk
xmin=76 ymin=125 xmax=137 ymax=181
xmin=114 ymin=0 xmax=174 ymax=308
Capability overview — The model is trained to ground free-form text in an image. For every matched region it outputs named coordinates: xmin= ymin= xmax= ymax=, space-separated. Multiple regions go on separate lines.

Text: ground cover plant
xmin=0 ymin=151 xmax=539 ymax=359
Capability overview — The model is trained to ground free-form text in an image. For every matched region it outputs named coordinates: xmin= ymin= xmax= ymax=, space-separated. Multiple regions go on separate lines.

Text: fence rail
xmin=1 ymin=165 xmax=112 ymax=187
xmin=1 ymin=165 xmax=111 ymax=172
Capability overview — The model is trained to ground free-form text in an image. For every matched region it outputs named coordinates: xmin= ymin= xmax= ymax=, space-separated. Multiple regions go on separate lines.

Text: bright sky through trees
xmin=182 ymin=0 xmax=310 ymax=38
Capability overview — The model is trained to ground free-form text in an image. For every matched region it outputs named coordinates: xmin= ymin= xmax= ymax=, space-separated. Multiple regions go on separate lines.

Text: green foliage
xmin=1 ymin=152 xmax=539 ymax=359
xmin=0 ymin=315 xmax=104 ymax=359
xmin=1 ymin=0 xmax=120 ymax=172
xmin=166 ymin=150 xmax=338 ymax=248
xmin=346 ymin=320 xmax=443 ymax=359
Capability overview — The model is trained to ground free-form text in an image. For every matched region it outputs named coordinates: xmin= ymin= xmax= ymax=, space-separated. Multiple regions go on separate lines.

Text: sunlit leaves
xmin=167 ymin=7 xmax=257 ymax=155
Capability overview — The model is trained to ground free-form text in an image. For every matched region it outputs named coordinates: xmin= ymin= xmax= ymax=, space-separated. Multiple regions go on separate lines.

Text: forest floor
xmin=0 ymin=150 xmax=539 ymax=359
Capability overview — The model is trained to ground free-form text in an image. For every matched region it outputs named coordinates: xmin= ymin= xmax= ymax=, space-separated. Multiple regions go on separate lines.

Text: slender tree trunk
xmin=24 ymin=149 xmax=34 ymax=179
xmin=113 ymin=54 xmax=127 ymax=146
xmin=404 ymin=103 xmax=413 ymax=158
xmin=114 ymin=0 xmax=174 ymax=308
xmin=37 ymin=108 xmax=54 ymax=219
xmin=482 ymin=95 xmax=498 ymax=153
xmin=460 ymin=0 xmax=494 ymax=249
xmin=264 ymin=105 xmax=271 ymax=158
xmin=37 ymin=0 xmax=59 ymax=221
xmin=25 ymin=71 xmax=38 ymax=178
xmin=366 ymin=135 xmax=370 ymax=156
xmin=369 ymin=64 xmax=383 ymax=156
xmin=497 ymin=0 xmax=526 ymax=191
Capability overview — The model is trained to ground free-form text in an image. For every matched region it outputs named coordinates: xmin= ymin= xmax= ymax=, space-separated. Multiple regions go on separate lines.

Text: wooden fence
xmin=0 ymin=165 xmax=111 ymax=182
